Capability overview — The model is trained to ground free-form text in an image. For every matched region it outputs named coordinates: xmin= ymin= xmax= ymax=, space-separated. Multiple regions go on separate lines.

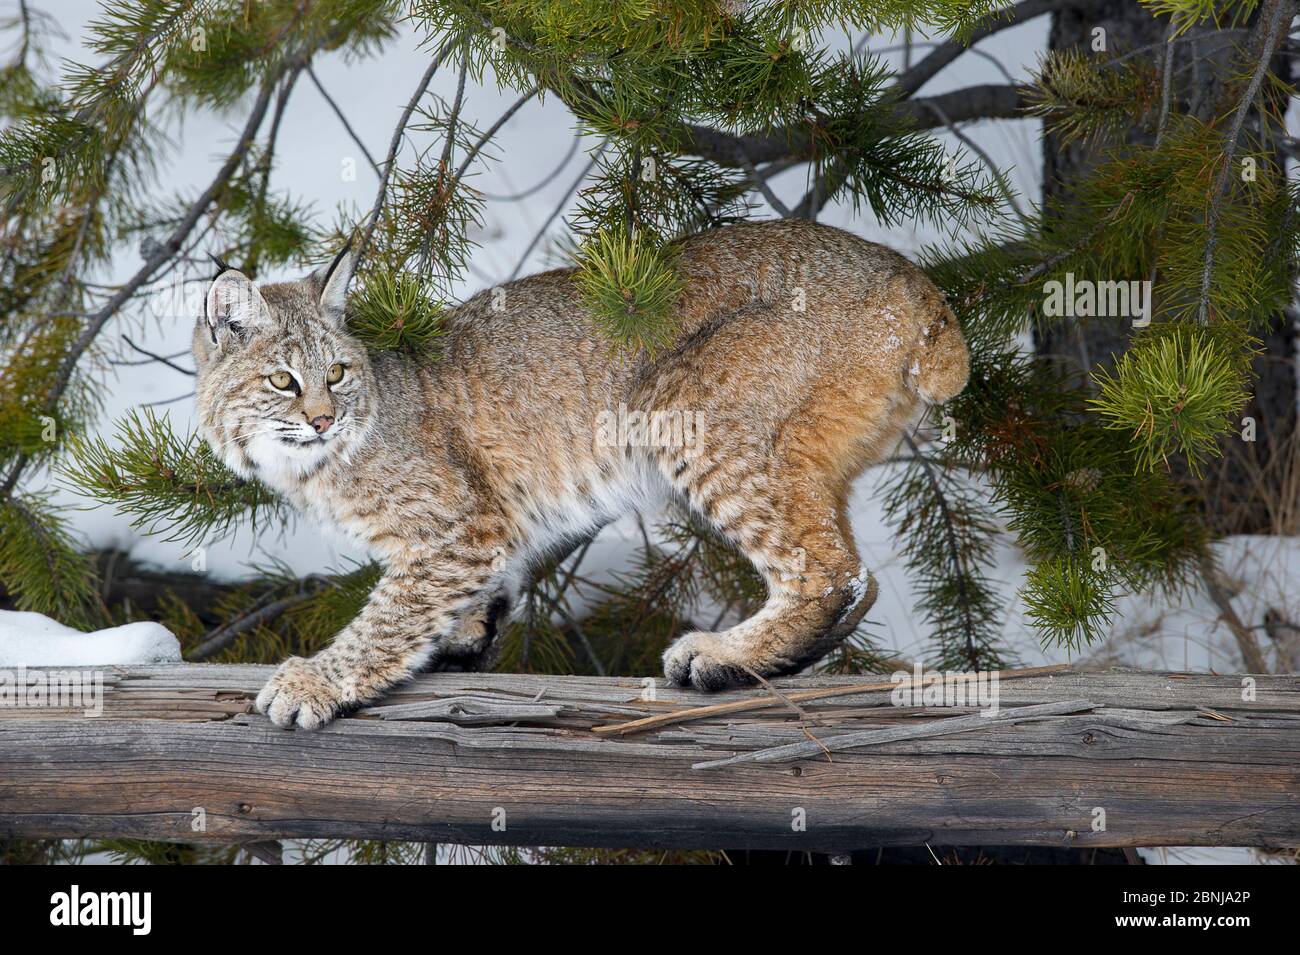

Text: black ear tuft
xmin=208 ymin=253 xmax=233 ymax=279
xmin=316 ymin=237 xmax=359 ymax=319
xmin=204 ymin=255 xmax=242 ymax=343
xmin=204 ymin=256 xmax=230 ymax=342
xmin=321 ymin=237 xmax=355 ymax=288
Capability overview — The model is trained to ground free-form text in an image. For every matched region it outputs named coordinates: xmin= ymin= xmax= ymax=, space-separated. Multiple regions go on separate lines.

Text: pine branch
xmin=1197 ymin=0 xmax=1295 ymax=323
xmin=883 ymin=432 xmax=1005 ymax=671
xmin=450 ymin=85 xmax=539 ymax=189
xmin=923 ymin=98 xmax=1030 ymax=225
xmin=681 ymin=84 xmax=1030 ymax=169
xmin=507 ymin=141 xmax=605 ymax=280
xmin=0 ymin=493 xmax=103 ymax=628
xmin=245 ymin=63 xmax=306 ymax=277
xmin=357 ymin=38 xmax=457 ymax=262
xmin=2 ymin=69 xmax=278 ymax=505
xmin=58 ymin=408 xmax=286 ymax=547
xmin=1 ymin=18 xmax=357 ymax=508
xmin=896 ymin=0 xmax=1075 ymax=96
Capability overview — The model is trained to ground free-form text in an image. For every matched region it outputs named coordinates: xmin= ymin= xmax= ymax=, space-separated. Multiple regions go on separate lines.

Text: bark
xmin=2 ymin=664 xmax=1297 ymax=849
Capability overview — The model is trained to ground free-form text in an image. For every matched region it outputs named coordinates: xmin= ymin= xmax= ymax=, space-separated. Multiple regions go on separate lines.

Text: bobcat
xmin=193 ymin=219 xmax=969 ymax=729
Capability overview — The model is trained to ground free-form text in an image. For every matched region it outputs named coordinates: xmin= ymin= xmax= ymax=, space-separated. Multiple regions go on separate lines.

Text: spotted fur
xmin=192 ymin=220 xmax=969 ymax=729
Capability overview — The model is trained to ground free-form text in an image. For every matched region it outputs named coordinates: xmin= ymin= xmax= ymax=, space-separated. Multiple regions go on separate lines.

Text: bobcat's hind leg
xmin=425 ymin=588 xmax=513 ymax=672
xmin=660 ymin=463 xmax=877 ymax=691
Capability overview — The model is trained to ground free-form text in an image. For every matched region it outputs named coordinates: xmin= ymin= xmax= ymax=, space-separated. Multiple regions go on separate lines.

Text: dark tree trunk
xmin=1038 ymin=2 xmax=1297 ymax=534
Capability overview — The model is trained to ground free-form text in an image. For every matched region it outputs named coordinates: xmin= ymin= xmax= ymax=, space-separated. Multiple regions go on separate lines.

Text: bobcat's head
xmin=192 ymin=246 xmax=376 ymax=488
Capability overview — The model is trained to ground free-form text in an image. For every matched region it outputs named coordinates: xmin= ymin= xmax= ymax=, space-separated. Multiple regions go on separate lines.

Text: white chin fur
xmin=245 ymin=432 xmax=338 ymax=489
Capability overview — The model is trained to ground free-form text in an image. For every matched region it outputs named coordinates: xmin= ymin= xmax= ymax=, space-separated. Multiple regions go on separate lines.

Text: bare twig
xmin=109 ymin=347 xmax=189 ymax=367
xmin=1197 ymin=0 xmax=1295 ymax=324
xmin=306 ymin=64 xmax=381 ymax=173
xmin=1199 ymin=557 xmax=1270 ymax=673
xmin=1154 ymin=20 xmax=1178 ymax=149
xmin=142 ymin=392 xmax=195 ymax=407
xmin=451 ymin=86 xmax=539 ymax=188
xmin=479 ymin=134 xmax=580 ymax=201
xmin=357 ymin=40 xmax=457 ymax=262
xmin=246 ymin=64 xmax=305 ymax=275
xmin=593 ymin=663 xmax=1072 ymax=736
xmin=535 ymin=588 xmax=606 ymax=677
xmin=187 ymin=590 xmax=318 ymax=662
xmin=120 ymin=335 xmax=194 ymax=376
xmin=737 ymin=152 xmax=792 ymax=217
xmin=924 ymin=99 xmax=1030 ymax=226
xmin=507 ymin=141 xmax=606 ymax=280
xmin=693 ymin=699 xmax=1099 ymax=770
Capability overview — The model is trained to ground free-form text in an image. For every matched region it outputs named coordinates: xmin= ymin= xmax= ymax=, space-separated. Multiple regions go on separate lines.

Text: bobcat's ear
xmin=313 ymin=241 xmax=356 ymax=322
xmin=203 ymin=266 xmax=270 ymax=347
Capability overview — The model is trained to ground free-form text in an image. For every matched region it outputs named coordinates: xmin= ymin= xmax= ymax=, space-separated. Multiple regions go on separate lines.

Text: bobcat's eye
xmin=268 ymin=371 xmax=296 ymax=391
xmin=327 ymin=363 xmax=345 ymax=385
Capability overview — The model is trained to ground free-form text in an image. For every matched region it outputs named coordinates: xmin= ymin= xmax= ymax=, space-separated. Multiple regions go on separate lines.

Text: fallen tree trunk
xmin=0 ymin=664 xmax=1297 ymax=851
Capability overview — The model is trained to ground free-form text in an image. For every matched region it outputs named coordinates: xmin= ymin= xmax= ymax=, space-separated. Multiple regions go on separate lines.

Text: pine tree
xmin=2 ymin=0 xmax=1296 ymax=863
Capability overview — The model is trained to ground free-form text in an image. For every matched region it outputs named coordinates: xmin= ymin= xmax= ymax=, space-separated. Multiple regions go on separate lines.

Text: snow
xmin=1136 ymin=846 xmax=1295 ymax=866
xmin=0 ymin=611 xmax=181 ymax=667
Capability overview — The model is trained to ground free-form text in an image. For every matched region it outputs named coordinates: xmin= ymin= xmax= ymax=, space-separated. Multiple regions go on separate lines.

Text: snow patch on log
xmin=0 ymin=610 xmax=181 ymax=666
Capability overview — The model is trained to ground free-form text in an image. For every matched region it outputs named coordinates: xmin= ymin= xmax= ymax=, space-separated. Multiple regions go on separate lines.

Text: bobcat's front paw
xmin=255 ymin=656 xmax=350 ymax=730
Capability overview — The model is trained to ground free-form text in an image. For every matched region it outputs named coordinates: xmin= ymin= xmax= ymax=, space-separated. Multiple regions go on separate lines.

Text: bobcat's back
xmin=440 ymin=218 xmax=965 ymax=406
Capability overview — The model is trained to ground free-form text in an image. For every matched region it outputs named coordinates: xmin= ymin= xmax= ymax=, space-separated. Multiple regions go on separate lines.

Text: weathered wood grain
xmin=1 ymin=664 xmax=1297 ymax=850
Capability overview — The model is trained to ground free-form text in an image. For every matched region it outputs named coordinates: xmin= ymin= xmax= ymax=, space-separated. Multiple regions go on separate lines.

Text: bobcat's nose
xmin=310 ymin=415 xmax=334 ymax=434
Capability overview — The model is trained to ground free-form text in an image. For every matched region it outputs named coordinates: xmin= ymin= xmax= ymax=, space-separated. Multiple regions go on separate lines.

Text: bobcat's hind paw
xmin=430 ymin=594 xmax=509 ymax=673
xmin=662 ymin=632 xmax=756 ymax=692
xmin=255 ymin=656 xmax=350 ymax=730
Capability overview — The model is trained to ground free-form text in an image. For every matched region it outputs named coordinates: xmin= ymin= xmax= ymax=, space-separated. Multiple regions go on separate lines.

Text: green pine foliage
xmin=1091 ymin=325 xmax=1255 ymax=476
xmin=0 ymin=494 xmax=104 ymax=629
xmin=1139 ymin=0 xmax=1260 ymax=35
xmin=909 ymin=12 xmax=1299 ymax=648
xmin=347 ymin=271 xmax=447 ymax=356
xmin=94 ymin=839 xmax=244 ymax=865
xmin=575 ymin=226 xmax=685 ymax=353
xmin=819 ymin=56 xmax=1000 ymax=229
xmin=1024 ymin=48 xmax=1161 ymax=146
xmin=59 ymin=408 xmax=287 ymax=546
xmin=880 ymin=436 xmax=1006 ymax=671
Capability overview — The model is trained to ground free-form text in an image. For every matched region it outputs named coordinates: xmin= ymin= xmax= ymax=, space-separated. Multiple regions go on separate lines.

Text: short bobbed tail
xmin=909 ymin=304 xmax=969 ymax=404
